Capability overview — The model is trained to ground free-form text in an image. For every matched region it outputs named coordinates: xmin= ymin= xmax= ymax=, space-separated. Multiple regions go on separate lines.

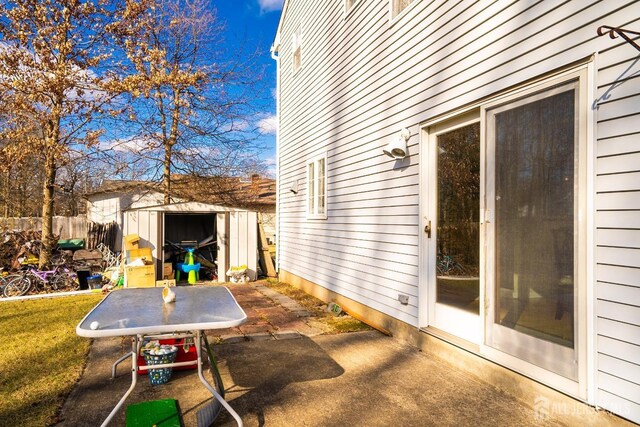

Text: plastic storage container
xmin=87 ymin=274 xmax=102 ymax=290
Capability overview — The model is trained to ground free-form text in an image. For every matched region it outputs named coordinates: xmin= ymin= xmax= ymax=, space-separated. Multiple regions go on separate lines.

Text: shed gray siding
xmin=276 ymin=0 xmax=639 ymax=421
xmin=124 ymin=205 xmax=259 ymax=282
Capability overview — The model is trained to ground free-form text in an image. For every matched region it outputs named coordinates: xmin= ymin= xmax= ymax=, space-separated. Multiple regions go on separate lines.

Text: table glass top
xmin=76 ymin=286 xmax=247 ymax=337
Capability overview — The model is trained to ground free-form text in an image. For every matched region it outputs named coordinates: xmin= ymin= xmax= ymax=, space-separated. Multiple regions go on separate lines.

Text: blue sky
xmin=215 ymin=0 xmax=284 ymax=175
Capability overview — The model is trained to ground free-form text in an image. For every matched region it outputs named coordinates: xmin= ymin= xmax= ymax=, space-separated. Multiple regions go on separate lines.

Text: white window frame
xmin=292 ymin=26 xmax=302 ymax=73
xmin=346 ymin=0 xmax=361 ymax=14
xmin=307 ymin=154 xmax=327 ymax=220
xmin=390 ymin=0 xmax=416 ymax=20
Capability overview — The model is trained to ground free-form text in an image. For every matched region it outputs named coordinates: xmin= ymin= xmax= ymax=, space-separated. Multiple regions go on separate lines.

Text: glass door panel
xmin=436 ymin=123 xmax=480 ymax=314
xmin=486 ymin=82 xmax=579 ymax=380
xmin=427 ymin=116 xmax=481 ymax=344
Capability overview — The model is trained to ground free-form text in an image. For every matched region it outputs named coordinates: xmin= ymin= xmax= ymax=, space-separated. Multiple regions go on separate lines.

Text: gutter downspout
xmin=270 ymin=40 xmax=280 ymax=275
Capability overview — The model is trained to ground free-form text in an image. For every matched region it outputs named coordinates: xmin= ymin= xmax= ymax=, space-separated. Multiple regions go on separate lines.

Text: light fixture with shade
xmin=290 ymin=179 xmax=299 ymax=194
xmin=383 ymin=128 xmax=410 ymax=159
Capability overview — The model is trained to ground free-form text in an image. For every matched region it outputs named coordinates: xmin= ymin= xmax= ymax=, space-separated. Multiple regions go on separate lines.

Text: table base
xmin=102 ymin=330 xmax=243 ymax=427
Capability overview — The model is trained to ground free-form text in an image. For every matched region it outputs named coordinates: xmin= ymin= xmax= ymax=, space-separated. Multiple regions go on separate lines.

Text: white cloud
xmin=258 ymin=0 xmax=284 ymax=13
xmin=258 ymin=115 xmax=278 ymax=135
xmin=261 ymin=157 xmax=276 ymax=177
xmin=99 ymin=137 xmax=158 ymax=153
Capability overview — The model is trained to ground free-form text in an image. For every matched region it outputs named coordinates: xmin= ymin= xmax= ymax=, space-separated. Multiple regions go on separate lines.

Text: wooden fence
xmin=0 ymin=215 xmax=88 ymax=239
xmin=85 ymin=221 xmax=118 ymax=250
xmin=0 ymin=216 xmax=118 ymax=250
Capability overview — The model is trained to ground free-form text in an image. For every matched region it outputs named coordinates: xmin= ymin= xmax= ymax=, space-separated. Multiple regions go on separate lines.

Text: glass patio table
xmin=76 ymin=286 xmax=247 ymax=427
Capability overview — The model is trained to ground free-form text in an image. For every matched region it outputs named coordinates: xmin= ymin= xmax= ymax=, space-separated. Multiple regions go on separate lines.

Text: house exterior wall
xmin=594 ymin=30 xmax=640 ymax=419
xmin=275 ymin=0 xmax=639 ymax=421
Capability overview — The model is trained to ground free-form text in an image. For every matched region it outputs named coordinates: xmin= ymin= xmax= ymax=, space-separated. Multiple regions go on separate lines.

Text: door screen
xmin=486 ymin=80 xmax=580 ymax=380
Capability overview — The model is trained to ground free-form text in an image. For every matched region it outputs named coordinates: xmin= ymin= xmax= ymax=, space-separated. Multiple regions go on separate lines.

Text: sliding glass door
xmin=422 ymin=69 xmax=588 ymax=396
xmin=485 ymin=79 xmax=584 ymax=382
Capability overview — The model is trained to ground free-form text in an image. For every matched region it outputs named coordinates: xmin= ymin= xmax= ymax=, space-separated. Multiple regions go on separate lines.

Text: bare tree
xmin=0 ymin=156 xmax=44 ymax=217
xmin=56 ymin=160 xmax=98 ymax=216
xmin=0 ymin=0 xmax=140 ymax=267
xmin=111 ymin=0 xmax=266 ymax=204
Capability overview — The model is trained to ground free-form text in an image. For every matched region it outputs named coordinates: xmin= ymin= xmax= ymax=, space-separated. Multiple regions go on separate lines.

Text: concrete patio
xmin=57 ymin=283 xmax=631 ymax=427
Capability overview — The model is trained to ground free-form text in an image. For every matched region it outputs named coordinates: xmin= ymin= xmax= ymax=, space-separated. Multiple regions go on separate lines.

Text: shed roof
xmin=125 ymin=201 xmax=250 ymax=213
xmin=84 ymin=180 xmax=159 ymax=197
xmin=85 ymin=175 xmax=275 ymax=211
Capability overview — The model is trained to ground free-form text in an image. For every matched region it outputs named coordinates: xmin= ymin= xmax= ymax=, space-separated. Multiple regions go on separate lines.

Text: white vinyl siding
xmin=276 ymin=1 xmax=640 ymax=421
xmin=594 ymin=31 xmax=640 ymax=422
xmin=292 ymin=26 xmax=301 ymax=73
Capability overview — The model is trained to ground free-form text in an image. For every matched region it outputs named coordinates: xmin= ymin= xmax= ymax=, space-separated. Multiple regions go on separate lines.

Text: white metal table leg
xmin=195 ymin=330 xmax=243 ymax=427
xmin=101 ymin=335 xmax=139 ymax=427
xmin=111 ymin=352 xmax=132 ymax=379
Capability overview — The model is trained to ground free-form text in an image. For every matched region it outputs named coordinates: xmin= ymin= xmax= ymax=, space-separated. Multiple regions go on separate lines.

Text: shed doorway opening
xmin=164 ymin=213 xmax=217 ymax=282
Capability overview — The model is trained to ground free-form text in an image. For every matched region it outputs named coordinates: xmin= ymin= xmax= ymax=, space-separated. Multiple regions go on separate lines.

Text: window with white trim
xmin=307 ymin=155 xmax=327 ymax=219
xmin=292 ymin=26 xmax=301 ymax=73
xmin=392 ymin=0 xmax=414 ymax=17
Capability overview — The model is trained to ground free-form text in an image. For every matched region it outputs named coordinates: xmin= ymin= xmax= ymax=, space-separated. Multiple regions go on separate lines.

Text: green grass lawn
xmin=0 ymin=294 xmax=103 ymax=426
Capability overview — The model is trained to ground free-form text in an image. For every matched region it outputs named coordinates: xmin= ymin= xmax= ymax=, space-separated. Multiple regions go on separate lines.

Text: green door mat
xmin=126 ymin=399 xmax=181 ymax=427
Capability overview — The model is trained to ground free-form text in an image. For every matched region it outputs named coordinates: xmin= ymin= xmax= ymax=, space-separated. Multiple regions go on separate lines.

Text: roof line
xmin=272 ymin=0 xmax=290 ymax=52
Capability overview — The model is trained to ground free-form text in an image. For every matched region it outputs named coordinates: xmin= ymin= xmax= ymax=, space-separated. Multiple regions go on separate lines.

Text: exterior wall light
xmin=290 ymin=179 xmax=299 ymax=194
xmin=383 ymin=128 xmax=410 ymax=159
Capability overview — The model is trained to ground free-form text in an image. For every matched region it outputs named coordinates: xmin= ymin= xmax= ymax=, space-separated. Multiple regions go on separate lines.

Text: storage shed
xmin=86 ymin=175 xmax=276 ymax=253
xmin=123 ymin=202 xmax=258 ymax=282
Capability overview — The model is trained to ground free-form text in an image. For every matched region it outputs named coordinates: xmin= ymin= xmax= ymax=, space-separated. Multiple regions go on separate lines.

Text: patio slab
xmin=56 ymin=283 xmax=631 ymax=427
xmin=57 ymin=330 xmax=628 ymax=427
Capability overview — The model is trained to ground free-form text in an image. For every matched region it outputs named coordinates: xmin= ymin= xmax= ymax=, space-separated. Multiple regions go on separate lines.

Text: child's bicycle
xmin=0 ymin=272 xmax=11 ymax=296
xmin=436 ymin=254 xmax=468 ymax=276
xmin=0 ymin=269 xmax=33 ymax=297
xmin=3 ymin=264 xmax=78 ymax=297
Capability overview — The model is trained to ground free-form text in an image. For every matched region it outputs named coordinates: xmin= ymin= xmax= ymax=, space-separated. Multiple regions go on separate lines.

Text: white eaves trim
xmin=271 ymin=0 xmax=291 ymax=54
xmin=124 ymin=201 xmax=250 ymax=213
